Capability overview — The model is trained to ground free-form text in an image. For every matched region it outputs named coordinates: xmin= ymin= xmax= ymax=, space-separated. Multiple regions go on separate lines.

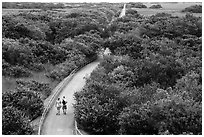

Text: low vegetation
xmin=74 ymin=5 xmax=202 ymax=135
xmin=149 ymin=4 xmax=162 ymax=9
xmin=2 ymin=2 xmax=115 ymax=134
xmin=2 ymin=2 xmax=202 ymax=135
xmin=128 ymin=2 xmax=147 ymax=8
xmin=182 ymin=5 xmax=202 ymax=13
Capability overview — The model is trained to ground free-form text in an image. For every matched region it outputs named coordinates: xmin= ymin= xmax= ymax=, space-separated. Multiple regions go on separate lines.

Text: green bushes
xmin=16 ymin=80 xmax=52 ymax=100
xmin=47 ymin=51 xmax=98 ymax=81
xmin=104 ymin=32 xmax=143 ymax=59
xmin=2 ymin=38 xmax=34 ymax=66
xmin=149 ymin=4 xmax=162 ymax=9
xmin=140 ymin=13 xmax=202 ymax=38
xmin=46 ymin=50 xmax=86 ymax=81
xmin=2 ymin=106 xmax=33 ymax=135
xmin=2 ymin=61 xmax=32 ymax=78
xmin=2 ymin=37 xmax=69 ymax=77
xmin=2 ymin=86 xmax=44 ymax=134
xmin=128 ymin=2 xmax=147 ymax=8
xmin=74 ymin=80 xmax=127 ymax=134
xmin=134 ymin=56 xmax=185 ymax=88
xmin=47 ymin=60 xmax=77 ymax=81
xmin=2 ymin=2 xmax=202 ymax=135
xmin=118 ymin=104 xmax=157 ymax=135
xmin=74 ymin=53 xmax=201 ymax=134
xmin=2 ymin=77 xmax=51 ymax=135
xmin=2 ymin=89 xmax=44 ymax=120
xmin=2 ymin=2 xmax=65 ymax=9
xmin=119 ymin=93 xmax=202 ymax=135
xmin=182 ymin=5 xmax=202 ymax=13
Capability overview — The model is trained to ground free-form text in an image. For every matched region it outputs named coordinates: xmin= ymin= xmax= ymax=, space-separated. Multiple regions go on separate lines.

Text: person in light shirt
xmin=55 ymin=98 xmax=62 ymax=115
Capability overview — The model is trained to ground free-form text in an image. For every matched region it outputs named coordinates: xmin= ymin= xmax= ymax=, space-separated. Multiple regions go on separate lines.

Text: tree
xmin=128 ymin=2 xmax=147 ymax=8
xmin=2 ymin=38 xmax=34 ymax=66
xmin=182 ymin=5 xmax=202 ymax=13
xmin=175 ymin=71 xmax=202 ymax=102
xmin=104 ymin=32 xmax=143 ymax=59
xmin=16 ymin=80 xmax=52 ymax=100
xmin=2 ymin=106 xmax=33 ymax=135
xmin=149 ymin=93 xmax=202 ymax=135
xmin=2 ymin=89 xmax=44 ymax=120
xmin=74 ymin=78 xmax=127 ymax=134
xmin=119 ymin=104 xmax=157 ymax=135
xmin=149 ymin=4 xmax=162 ymax=9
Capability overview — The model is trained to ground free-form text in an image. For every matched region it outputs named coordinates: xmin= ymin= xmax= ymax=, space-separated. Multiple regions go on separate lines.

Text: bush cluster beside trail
xmin=75 ymin=55 xmax=202 ymax=135
xmin=149 ymin=4 xmax=162 ymax=9
xmin=2 ymin=7 xmax=107 ymax=78
xmin=16 ymin=80 xmax=52 ymax=100
xmin=2 ymin=2 xmax=202 ymax=135
xmin=74 ymin=7 xmax=202 ymax=135
xmin=2 ymin=106 xmax=34 ymax=135
xmin=2 ymin=79 xmax=52 ymax=134
xmin=182 ymin=5 xmax=202 ymax=13
xmin=128 ymin=2 xmax=147 ymax=8
xmin=2 ymin=3 xmax=112 ymax=134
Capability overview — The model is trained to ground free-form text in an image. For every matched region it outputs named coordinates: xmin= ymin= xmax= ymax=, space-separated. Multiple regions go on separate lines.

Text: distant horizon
xmin=2 ymin=1 xmax=202 ymax=4
xmin=2 ymin=0 xmax=202 ymax=3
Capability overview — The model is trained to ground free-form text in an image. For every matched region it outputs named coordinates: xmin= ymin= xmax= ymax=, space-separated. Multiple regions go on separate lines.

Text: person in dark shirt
xmin=62 ymin=96 xmax=67 ymax=115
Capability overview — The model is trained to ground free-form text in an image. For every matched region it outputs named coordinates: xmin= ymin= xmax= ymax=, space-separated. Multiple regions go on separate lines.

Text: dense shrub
xmin=149 ymin=4 xmax=162 ymax=9
xmin=129 ymin=2 xmax=147 ymax=8
xmin=182 ymin=5 xmax=202 ymax=13
xmin=2 ymin=2 xmax=65 ymax=9
xmin=133 ymin=56 xmax=185 ymax=88
xmin=2 ymin=89 xmax=44 ymax=120
xmin=2 ymin=38 xmax=34 ymax=66
xmin=104 ymin=32 xmax=143 ymax=59
xmin=46 ymin=49 xmax=87 ymax=81
xmin=3 ymin=65 xmax=32 ymax=78
xmin=139 ymin=14 xmax=201 ymax=38
xmin=2 ymin=106 xmax=33 ymax=135
xmin=2 ymin=2 xmax=202 ymax=135
xmin=175 ymin=71 xmax=202 ymax=102
xmin=118 ymin=104 xmax=157 ymax=135
xmin=74 ymin=80 xmax=127 ymax=134
xmin=75 ymin=53 xmax=201 ymax=135
xmin=27 ymin=62 xmax=45 ymax=72
xmin=119 ymin=92 xmax=202 ymax=135
xmin=16 ymin=80 xmax=52 ymax=100
xmin=47 ymin=60 xmax=77 ymax=81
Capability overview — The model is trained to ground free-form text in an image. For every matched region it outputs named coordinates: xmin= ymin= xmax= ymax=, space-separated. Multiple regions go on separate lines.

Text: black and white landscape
xmin=2 ymin=1 xmax=202 ymax=135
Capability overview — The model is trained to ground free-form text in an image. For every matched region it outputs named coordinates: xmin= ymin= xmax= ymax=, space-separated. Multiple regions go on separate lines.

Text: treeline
xmin=74 ymin=8 xmax=202 ymax=135
xmin=2 ymin=2 xmax=65 ymax=9
xmin=2 ymin=3 xmax=202 ymax=135
xmin=182 ymin=5 xmax=202 ymax=13
xmin=127 ymin=2 xmax=162 ymax=9
xmin=2 ymin=4 xmax=118 ymax=135
xmin=2 ymin=6 xmax=114 ymax=79
xmin=127 ymin=2 xmax=202 ymax=13
xmin=2 ymin=80 xmax=51 ymax=134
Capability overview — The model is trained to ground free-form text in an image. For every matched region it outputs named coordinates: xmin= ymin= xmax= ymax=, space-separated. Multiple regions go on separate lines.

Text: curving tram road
xmin=41 ymin=3 xmax=126 ymax=134
xmin=41 ymin=61 xmax=100 ymax=135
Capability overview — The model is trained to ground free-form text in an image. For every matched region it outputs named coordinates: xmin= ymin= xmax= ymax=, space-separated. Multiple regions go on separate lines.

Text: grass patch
xmin=135 ymin=2 xmax=202 ymax=17
xmin=2 ymin=64 xmax=59 ymax=93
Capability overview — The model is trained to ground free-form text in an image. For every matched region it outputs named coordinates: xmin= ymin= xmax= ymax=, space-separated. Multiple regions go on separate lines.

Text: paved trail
xmin=41 ymin=4 xmax=126 ymax=134
xmin=119 ymin=3 xmax=126 ymax=18
xmin=41 ymin=61 xmax=99 ymax=135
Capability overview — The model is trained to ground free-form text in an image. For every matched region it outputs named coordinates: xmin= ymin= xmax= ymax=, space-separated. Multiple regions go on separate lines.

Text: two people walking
xmin=55 ymin=96 xmax=67 ymax=115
